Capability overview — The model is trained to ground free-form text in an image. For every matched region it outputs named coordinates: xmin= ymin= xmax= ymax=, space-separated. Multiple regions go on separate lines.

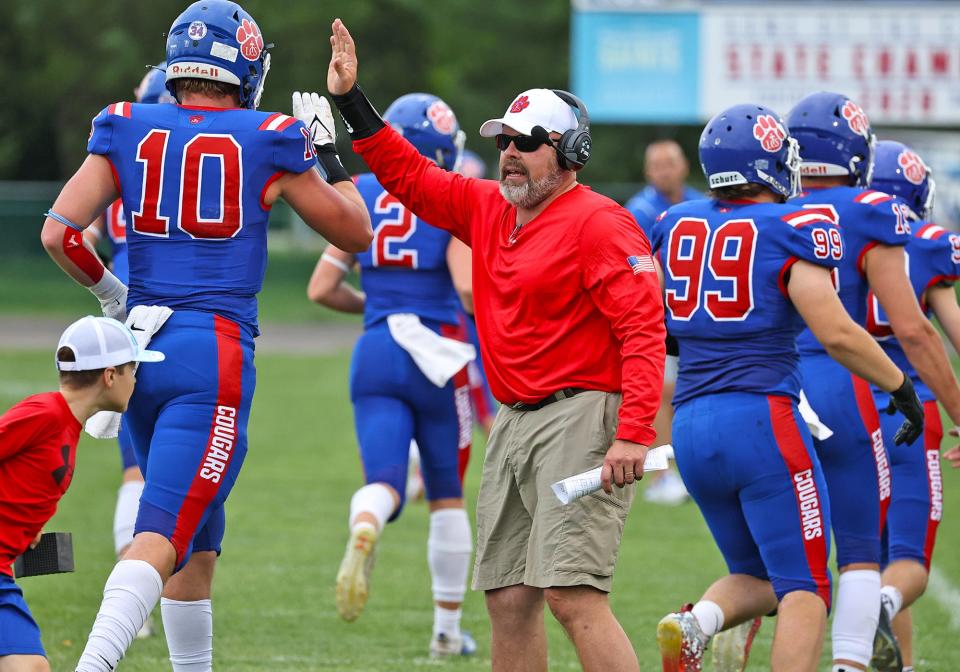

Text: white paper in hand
xmin=551 ymin=445 xmax=672 ymax=505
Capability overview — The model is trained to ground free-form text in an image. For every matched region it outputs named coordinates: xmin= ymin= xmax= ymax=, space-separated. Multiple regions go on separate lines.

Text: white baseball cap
xmin=56 ymin=316 xmax=165 ymax=372
xmin=479 ymin=88 xmax=578 ymax=138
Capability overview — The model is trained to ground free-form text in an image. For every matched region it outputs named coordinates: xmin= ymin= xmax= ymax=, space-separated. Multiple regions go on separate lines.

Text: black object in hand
xmin=13 ymin=532 xmax=74 ymax=578
xmin=886 ymin=374 xmax=924 ymax=446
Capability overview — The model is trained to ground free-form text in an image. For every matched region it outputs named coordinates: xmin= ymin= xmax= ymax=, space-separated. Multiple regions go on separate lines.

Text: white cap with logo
xmin=479 ymin=88 xmax=578 ymax=138
xmin=56 ymin=316 xmax=165 ymax=372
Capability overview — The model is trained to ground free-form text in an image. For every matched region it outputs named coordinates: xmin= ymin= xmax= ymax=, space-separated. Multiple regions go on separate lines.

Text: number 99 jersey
xmin=353 ymin=173 xmax=459 ymax=329
xmin=88 ymin=101 xmax=318 ymax=335
xmin=650 ymin=199 xmax=842 ymax=406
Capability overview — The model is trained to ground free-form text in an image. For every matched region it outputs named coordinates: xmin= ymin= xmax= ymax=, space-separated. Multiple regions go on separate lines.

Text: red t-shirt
xmin=353 ymin=127 xmax=665 ymax=444
xmin=0 ymin=392 xmax=81 ymax=576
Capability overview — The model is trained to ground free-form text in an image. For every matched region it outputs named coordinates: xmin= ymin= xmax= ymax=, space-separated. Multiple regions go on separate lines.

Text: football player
xmin=650 ymin=104 xmax=923 ymax=672
xmin=866 ymin=141 xmax=956 ymax=672
xmin=306 ymin=93 xmax=476 ymax=657
xmin=82 ymin=64 xmax=175 ymax=641
xmin=787 ymin=92 xmax=960 ymax=672
xmin=39 ymin=2 xmax=372 ymax=670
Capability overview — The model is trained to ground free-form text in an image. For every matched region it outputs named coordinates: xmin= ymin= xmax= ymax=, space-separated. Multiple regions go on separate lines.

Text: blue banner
xmin=571 ymin=11 xmax=701 ymax=123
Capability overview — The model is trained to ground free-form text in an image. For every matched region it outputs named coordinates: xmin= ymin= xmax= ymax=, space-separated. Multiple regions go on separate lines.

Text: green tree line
xmin=0 ymin=0 xmax=701 ymax=197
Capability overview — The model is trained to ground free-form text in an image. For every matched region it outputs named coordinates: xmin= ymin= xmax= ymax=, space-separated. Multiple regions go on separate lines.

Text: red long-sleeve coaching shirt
xmin=354 ymin=127 xmax=665 ymax=445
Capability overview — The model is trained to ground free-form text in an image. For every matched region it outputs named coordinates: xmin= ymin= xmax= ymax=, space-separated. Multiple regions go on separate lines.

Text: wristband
xmin=88 ymin=268 xmax=126 ymax=302
xmin=315 ymin=145 xmax=352 ymax=185
xmin=321 ymin=252 xmax=352 ymax=274
xmin=330 ymin=84 xmax=385 ymax=140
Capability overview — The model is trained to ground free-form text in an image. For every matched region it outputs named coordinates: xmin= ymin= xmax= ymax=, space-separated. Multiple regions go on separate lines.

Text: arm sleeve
xmin=87 ymin=107 xmax=113 ymax=156
xmin=0 ymin=401 xmax=46 ymax=462
xmin=274 ymin=120 xmax=320 ymax=175
xmin=580 ymin=207 xmax=666 ymax=445
xmin=352 ymin=126 xmax=487 ymax=246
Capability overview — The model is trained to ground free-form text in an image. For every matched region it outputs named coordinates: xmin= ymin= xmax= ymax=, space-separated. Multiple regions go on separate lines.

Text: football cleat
xmin=429 ymin=630 xmax=477 ymax=658
xmin=643 ymin=471 xmax=689 ymax=506
xmin=871 ymin=594 xmax=904 ymax=672
xmin=710 ymin=617 xmax=762 ymax=672
xmin=335 ymin=526 xmax=378 ymax=622
xmin=657 ymin=604 xmax=709 ymax=672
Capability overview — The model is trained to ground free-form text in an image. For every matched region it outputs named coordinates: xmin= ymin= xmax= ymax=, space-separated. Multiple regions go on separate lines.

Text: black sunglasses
xmin=495 ymin=133 xmax=553 ymax=153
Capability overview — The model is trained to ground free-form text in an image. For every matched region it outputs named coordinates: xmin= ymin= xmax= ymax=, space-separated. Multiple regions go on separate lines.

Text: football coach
xmin=326 ymin=19 xmax=664 ymax=672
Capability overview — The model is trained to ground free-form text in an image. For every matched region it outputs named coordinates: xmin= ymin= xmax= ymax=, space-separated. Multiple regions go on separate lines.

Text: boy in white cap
xmin=0 ymin=316 xmax=162 ymax=671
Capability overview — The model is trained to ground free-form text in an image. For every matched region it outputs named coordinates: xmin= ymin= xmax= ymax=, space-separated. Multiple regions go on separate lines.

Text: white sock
xmin=161 ymin=598 xmax=213 ymax=671
xmin=76 ymin=559 xmax=163 ymax=671
xmin=691 ymin=600 xmax=724 ymax=637
xmin=113 ymin=480 xmax=144 ymax=555
xmin=880 ymin=584 xmax=903 ymax=619
xmin=428 ymin=509 xmax=471 ymax=637
xmin=434 ymin=605 xmax=462 ymax=639
xmin=349 ymin=483 xmax=396 ymax=532
xmin=832 ymin=569 xmax=881 ymax=667
xmin=903 ymin=667 xmax=915 ymax=672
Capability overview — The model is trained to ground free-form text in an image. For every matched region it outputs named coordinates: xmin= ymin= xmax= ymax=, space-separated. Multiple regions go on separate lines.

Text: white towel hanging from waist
xmin=387 ymin=313 xmax=476 ymax=387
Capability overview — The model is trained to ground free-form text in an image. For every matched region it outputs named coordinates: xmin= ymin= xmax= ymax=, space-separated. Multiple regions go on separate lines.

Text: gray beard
xmin=499 ymin=166 xmax=566 ymax=209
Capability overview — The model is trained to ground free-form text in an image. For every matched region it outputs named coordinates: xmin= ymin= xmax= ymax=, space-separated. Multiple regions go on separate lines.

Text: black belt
xmin=509 ymin=388 xmax=589 ymax=412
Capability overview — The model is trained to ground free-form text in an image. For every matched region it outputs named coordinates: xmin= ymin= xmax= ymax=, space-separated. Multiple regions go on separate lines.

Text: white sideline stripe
xmin=928 ymin=567 xmax=960 ymax=631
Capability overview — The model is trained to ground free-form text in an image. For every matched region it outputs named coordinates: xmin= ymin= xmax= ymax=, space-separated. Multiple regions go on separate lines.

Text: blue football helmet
xmin=786 ymin=91 xmax=876 ymax=187
xmin=164 ymin=0 xmax=271 ymax=109
xmin=871 ymin=140 xmax=936 ymax=220
xmin=384 ymin=93 xmax=466 ymax=171
xmin=699 ymin=104 xmax=800 ymax=199
xmin=459 ymin=149 xmax=487 ymax=179
xmin=135 ymin=64 xmax=176 ymax=104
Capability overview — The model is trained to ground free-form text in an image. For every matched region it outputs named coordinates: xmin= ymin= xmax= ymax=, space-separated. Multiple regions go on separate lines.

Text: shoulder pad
xmin=105 ymin=102 xmax=133 ymax=118
xmin=853 ymin=189 xmax=895 ymax=206
xmin=257 ymin=112 xmax=299 ymax=132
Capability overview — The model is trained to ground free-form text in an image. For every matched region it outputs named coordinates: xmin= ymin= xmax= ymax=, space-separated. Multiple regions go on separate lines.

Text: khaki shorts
xmin=472 ymin=391 xmax=635 ymax=593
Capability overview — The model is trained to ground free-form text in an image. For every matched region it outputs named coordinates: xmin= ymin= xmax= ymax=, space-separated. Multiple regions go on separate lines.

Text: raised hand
xmin=292 ymin=91 xmax=336 ymax=148
xmin=328 ymin=18 xmax=358 ymax=96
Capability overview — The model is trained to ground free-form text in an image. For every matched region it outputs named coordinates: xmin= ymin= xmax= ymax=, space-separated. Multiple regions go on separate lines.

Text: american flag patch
xmin=627 ymin=255 xmax=656 ymax=274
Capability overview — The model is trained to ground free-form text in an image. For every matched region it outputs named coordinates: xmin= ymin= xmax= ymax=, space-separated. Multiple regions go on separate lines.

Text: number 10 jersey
xmin=650 ymin=198 xmax=842 ymax=406
xmin=88 ymin=101 xmax=318 ymax=335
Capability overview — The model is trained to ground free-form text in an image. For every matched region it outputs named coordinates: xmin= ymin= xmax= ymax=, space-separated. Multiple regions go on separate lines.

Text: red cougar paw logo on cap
xmin=898 ymin=150 xmax=926 ymax=185
xmin=509 ymin=95 xmax=530 ymax=114
xmin=753 ymin=114 xmax=786 ymax=152
xmin=842 ymin=100 xmax=870 ymax=138
xmin=236 ymin=18 xmax=263 ymax=61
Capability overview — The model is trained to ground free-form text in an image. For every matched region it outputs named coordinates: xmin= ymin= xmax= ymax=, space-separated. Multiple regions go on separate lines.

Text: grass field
xmin=1 ymin=345 xmax=959 ymax=671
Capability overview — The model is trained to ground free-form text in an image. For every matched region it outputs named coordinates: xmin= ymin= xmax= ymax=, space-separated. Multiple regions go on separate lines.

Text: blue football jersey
xmin=88 ymin=102 xmax=317 ymax=334
xmin=103 ymin=199 xmax=129 ymax=284
xmin=792 ymin=186 xmax=911 ymax=355
xmin=353 ymin=173 xmax=459 ymax=329
xmin=651 ymin=199 xmax=842 ymax=406
xmin=867 ymin=219 xmax=960 ymax=402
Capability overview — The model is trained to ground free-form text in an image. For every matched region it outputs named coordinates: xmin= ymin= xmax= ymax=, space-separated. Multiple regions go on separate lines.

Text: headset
xmin=551 ymin=89 xmax=592 ymax=171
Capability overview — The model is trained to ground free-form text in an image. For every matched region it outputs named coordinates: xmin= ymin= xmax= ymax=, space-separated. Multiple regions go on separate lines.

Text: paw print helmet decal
xmin=786 ymin=91 xmax=877 ymax=187
xmin=384 ymin=93 xmax=465 ymax=171
xmin=870 ymin=140 xmax=936 ymax=220
xmin=165 ymin=0 xmax=272 ymax=109
xmin=699 ymin=103 xmax=801 ymax=199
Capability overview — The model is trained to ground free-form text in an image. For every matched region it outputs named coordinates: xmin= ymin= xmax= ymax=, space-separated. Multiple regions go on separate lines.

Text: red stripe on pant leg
xmin=768 ymin=395 xmax=832 ymax=608
xmin=922 ymin=401 xmax=943 ymax=570
xmin=169 ymin=316 xmax=243 ymax=564
xmin=439 ymin=323 xmax=473 ymax=486
xmin=851 ymin=375 xmax=890 ymax=533
xmin=452 ymin=366 xmax=472 ymax=485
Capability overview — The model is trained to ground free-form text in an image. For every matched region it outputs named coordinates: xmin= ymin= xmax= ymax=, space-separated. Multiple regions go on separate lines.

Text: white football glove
xmin=88 ymin=270 xmax=128 ymax=322
xmin=292 ymin=91 xmax=336 ymax=148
